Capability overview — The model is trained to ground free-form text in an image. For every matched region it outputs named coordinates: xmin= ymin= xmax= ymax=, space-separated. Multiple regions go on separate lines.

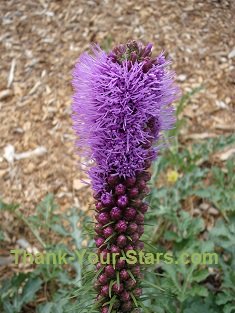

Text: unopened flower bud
xmin=117 ymin=195 xmax=129 ymax=208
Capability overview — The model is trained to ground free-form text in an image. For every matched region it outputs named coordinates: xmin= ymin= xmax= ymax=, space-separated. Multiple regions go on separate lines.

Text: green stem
xmin=15 ymin=210 xmax=46 ymax=248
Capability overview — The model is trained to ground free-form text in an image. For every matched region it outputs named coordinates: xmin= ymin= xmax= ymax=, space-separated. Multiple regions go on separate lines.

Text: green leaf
xmin=192 ymin=269 xmax=210 ymax=283
xmin=0 ymin=230 xmax=4 ymax=241
xmin=116 ymin=271 xmax=120 ymax=288
xmin=21 ymin=277 xmax=42 ymax=304
xmin=50 ymin=224 xmax=68 ymax=236
xmin=127 ymin=270 xmax=136 ymax=283
xmin=190 ymin=285 xmax=208 ymax=297
xmin=216 ymin=293 xmax=234 ymax=305
xmin=108 ymin=295 xmax=117 ymax=313
xmin=130 ymin=292 xmax=138 ymax=308
xmin=183 ymin=301 xmax=215 ymax=313
xmin=38 ymin=302 xmax=54 ymax=313
xmin=0 ymin=200 xmax=19 ymax=212
xmin=2 ymin=302 xmax=14 ymax=313
xmin=210 ymin=217 xmax=235 ymax=251
xmin=109 ymin=280 xmax=115 ymax=298
xmin=193 ymin=189 xmax=211 ymax=198
xmin=224 ymin=304 xmax=235 ymax=313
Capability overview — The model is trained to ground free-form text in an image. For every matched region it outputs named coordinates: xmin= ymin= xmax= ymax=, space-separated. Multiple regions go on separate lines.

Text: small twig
xmin=7 ymin=58 xmax=16 ymax=88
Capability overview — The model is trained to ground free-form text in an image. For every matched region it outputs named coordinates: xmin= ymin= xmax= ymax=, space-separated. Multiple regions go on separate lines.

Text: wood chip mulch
xmin=0 ymin=0 xmax=234 ymax=213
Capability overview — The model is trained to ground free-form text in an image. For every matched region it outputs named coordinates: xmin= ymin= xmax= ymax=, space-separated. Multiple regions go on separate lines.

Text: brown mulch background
xmin=0 ymin=0 xmax=235 ymax=214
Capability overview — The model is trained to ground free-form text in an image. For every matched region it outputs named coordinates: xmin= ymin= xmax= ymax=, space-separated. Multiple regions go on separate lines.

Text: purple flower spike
xmin=72 ymin=40 xmax=179 ymax=312
xmin=72 ymin=42 xmax=179 ymax=193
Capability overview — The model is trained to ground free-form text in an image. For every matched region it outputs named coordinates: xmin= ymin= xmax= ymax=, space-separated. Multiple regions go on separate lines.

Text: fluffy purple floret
xmin=72 ymin=44 xmax=179 ymax=192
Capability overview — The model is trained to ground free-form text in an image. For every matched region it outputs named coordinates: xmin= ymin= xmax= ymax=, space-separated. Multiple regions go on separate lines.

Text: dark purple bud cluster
xmin=94 ymin=171 xmax=151 ymax=312
xmin=108 ymin=40 xmax=164 ymax=73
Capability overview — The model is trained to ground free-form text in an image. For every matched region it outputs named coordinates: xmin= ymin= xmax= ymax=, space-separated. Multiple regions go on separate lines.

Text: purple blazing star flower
xmin=72 ymin=40 xmax=179 ymax=313
xmin=72 ymin=41 xmax=179 ymax=193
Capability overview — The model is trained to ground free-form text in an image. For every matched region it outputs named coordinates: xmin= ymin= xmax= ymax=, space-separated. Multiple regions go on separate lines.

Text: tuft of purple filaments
xmin=72 ymin=41 xmax=179 ymax=313
xmin=72 ymin=41 xmax=179 ymax=193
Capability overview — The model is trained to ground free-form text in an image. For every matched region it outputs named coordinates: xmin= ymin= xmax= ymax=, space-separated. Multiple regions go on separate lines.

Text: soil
xmin=0 ymin=0 xmax=234 ymax=211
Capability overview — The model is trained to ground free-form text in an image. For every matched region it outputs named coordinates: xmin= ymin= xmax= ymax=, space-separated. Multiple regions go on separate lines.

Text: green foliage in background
xmin=0 ymin=89 xmax=234 ymax=313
